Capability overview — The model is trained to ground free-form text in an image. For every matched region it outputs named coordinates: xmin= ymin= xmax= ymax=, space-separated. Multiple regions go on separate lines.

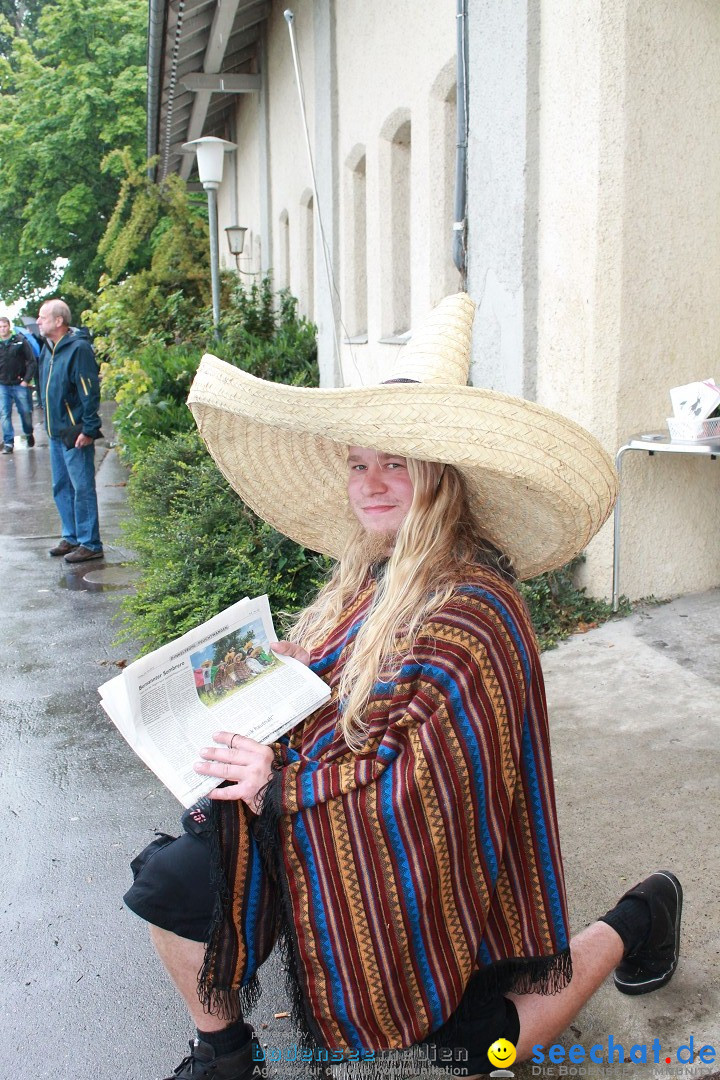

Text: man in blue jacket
xmin=37 ymin=299 xmax=104 ymax=562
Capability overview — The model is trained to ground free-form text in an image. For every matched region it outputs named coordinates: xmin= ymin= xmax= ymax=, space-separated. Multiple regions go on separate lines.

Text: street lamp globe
xmin=181 ymin=135 xmax=237 ymax=189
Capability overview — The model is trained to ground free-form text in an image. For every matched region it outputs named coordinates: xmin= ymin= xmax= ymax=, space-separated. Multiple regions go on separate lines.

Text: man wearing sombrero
xmin=124 ymin=294 xmax=682 ymax=1079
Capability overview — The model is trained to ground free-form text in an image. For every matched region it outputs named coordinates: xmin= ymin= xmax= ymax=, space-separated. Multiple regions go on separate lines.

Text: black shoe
xmin=64 ymin=544 xmax=104 ymax=563
xmin=49 ymin=539 xmax=78 ymax=557
xmin=164 ymin=1035 xmax=268 ymax=1079
xmin=26 ymin=434 xmax=35 ymax=447
xmin=614 ymin=870 xmax=682 ymax=995
xmin=2 ymin=443 xmax=13 ymax=454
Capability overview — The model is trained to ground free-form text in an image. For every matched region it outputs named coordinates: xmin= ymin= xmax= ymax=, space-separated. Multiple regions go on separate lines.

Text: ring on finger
xmin=230 ymin=733 xmax=239 ymax=750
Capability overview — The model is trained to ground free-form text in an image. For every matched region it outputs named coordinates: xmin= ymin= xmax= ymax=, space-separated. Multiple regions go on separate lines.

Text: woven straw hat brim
xmin=188 ymin=354 xmax=618 ymax=581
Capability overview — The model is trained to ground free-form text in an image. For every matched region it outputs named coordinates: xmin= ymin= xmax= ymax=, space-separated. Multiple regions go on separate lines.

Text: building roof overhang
xmin=147 ymin=0 xmax=269 ymax=182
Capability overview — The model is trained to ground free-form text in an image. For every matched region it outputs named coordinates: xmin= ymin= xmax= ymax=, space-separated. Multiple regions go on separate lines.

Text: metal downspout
xmin=147 ymin=0 xmax=166 ymax=178
xmin=453 ymin=0 xmax=469 ymax=282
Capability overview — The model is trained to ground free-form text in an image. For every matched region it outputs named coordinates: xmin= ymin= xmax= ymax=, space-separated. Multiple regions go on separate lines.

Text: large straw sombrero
xmin=188 ymin=293 xmax=617 ymax=580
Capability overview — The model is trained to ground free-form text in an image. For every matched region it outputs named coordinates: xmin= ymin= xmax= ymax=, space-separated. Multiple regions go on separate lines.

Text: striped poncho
xmin=201 ymin=567 xmax=571 ymax=1053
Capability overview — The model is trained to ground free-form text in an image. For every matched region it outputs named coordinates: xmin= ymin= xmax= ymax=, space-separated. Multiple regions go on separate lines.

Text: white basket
xmin=667 ymin=415 xmax=720 ymax=442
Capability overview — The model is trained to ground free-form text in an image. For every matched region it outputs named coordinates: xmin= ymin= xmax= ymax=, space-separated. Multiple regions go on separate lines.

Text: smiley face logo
xmin=487 ymin=1038 xmax=517 ymax=1069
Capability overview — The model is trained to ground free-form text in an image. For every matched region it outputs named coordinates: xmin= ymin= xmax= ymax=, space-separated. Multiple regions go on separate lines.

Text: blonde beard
xmin=356 ymin=527 xmax=397 ymax=565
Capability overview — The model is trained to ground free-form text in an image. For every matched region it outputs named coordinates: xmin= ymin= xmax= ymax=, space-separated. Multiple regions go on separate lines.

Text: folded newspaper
xmin=99 ymin=595 xmax=330 ymax=807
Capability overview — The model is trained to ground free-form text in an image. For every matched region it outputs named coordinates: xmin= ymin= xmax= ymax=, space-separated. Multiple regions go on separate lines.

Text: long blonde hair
xmin=289 ymin=456 xmax=514 ymax=750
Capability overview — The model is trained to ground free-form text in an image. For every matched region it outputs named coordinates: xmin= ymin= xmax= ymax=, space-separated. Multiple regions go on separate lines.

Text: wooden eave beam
xmin=182 ymin=72 xmax=261 ymax=92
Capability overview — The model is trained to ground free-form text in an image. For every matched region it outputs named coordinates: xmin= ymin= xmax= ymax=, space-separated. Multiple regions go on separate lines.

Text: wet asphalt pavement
xmin=1 ymin=407 xmax=719 ymax=1080
xmin=0 ymin=413 xmax=289 ymax=1080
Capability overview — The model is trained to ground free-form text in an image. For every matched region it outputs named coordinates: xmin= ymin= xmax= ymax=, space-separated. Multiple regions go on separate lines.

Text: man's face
xmin=37 ymin=305 xmax=64 ymax=343
xmin=346 ymin=447 xmax=415 ymax=538
xmin=0 ymin=319 xmax=11 ymax=340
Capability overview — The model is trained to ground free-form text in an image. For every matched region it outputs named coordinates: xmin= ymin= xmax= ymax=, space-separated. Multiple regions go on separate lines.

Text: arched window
xmin=300 ymin=190 xmax=314 ymax=319
xmin=379 ymin=110 xmax=411 ymax=337
xmin=278 ymin=210 xmax=290 ymax=291
xmin=344 ymin=145 xmax=367 ymax=338
xmin=430 ymin=61 xmax=462 ymax=300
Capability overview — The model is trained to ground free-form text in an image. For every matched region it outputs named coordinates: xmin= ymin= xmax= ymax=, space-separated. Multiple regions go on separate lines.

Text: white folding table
xmin=612 ymin=431 xmax=720 ymax=611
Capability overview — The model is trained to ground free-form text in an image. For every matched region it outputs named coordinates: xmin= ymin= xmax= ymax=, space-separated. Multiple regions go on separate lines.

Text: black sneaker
xmin=614 ymin=870 xmax=682 ymax=995
xmin=164 ymin=1035 xmax=268 ymax=1079
xmin=27 ymin=433 xmax=35 ymax=447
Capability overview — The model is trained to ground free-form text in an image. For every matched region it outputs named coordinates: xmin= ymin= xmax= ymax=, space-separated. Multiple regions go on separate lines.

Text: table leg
xmin=611 ymin=446 xmax=628 ymax=612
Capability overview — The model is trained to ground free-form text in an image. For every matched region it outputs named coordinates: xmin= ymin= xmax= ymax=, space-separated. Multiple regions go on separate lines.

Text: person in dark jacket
xmin=37 ymin=299 xmax=104 ymax=562
xmin=0 ymin=315 xmax=36 ymax=453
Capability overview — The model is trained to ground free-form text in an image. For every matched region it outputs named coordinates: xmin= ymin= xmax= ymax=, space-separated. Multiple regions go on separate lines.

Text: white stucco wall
xmin=466 ymin=0 xmax=540 ymax=399
xmin=334 ymin=0 xmax=458 ymax=385
xmin=536 ymin=0 xmax=720 ymax=600
xmin=224 ymin=0 xmax=459 ymax=387
xmin=222 ymin=3 xmax=317 ymax=306
xmin=218 ymin=92 xmax=261 ymax=275
xmin=217 ymin=0 xmax=720 ymax=602
xmin=266 ymin=1 xmax=317 ymax=314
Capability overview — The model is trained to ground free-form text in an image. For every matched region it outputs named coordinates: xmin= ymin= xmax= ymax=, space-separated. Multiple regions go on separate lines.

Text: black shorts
xmin=124 ymin=826 xmax=520 ymax=1076
xmin=125 ymin=828 xmax=215 ymax=941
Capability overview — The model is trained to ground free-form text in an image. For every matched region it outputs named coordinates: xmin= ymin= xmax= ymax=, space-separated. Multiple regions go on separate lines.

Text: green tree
xmin=0 ymin=2 xmax=42 ymax=55
xmin=0 ymin=0 xmax=146 ymax=301
xmin=0 ymin=1 xmax=43 ymax=34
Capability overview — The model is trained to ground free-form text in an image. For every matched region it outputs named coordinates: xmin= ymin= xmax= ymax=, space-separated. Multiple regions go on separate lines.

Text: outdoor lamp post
xmin=226 ymin=225 xmax=256 ymax=274
xmin=181 ymin=135 xmax=237 ymax=336
xmin=225 ymin=225 xmax=247 ymax=259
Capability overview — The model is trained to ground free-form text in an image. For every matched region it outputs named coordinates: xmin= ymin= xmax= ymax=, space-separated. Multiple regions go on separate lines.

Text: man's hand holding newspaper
xmin=99 ymin=596 xmax=330 ymax=807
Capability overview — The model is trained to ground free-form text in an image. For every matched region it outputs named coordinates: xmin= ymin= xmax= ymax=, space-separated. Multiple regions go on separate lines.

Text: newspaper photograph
xmin=99 ymin=594 xmax=330 ymax=807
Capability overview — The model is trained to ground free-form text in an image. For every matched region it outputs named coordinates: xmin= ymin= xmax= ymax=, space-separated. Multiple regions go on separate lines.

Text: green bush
xmin=215 ymin=277 xmax=318 ymax=386
xmin=105 ymin=342 xmax=199 ymax=462
xmin=117 ymin=430 xmax=330 ymax=653
xmin=518 ymin=557 xmax=617 ymax=651
xmin=103 ymin=276 xmax=318 ymax=467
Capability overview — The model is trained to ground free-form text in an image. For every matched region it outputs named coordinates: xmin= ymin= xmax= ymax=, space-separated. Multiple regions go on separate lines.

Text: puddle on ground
xmin=84 ymin=565 xmax=140 ymax=587
xmin=59 ymin=563 xmax=139 ymax=592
